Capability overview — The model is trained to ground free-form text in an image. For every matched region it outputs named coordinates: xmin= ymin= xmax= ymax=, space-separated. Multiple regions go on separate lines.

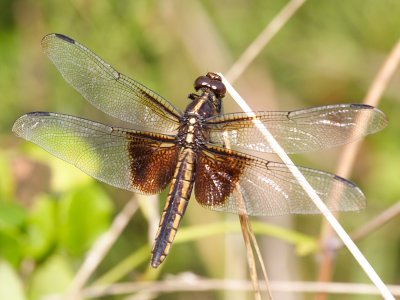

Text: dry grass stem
xmin=225 ymin=0 xmax=307 ymax=83
xmin=349 ymin=202 xmax=400 ymax=243
xmin=220 ymin=74 xmax=395 ymax=299
xmin=337 ymin=39 xmax=400 ymax=180
xmin=364 ymin=40 xmax=400 ymax=106
xmin=317 ymin=39 xmax=400 ymax=299
xmin=239 ymin=214 xmax=262 ymax=300
xmin=46 ymin=279 xmax=400 ymax=299
xmin=64 ymin=197 xmax=139 ymax=300
xmin=246 ymin=218 xmax=273 ymax=300
xmin=225 ymin=128 xmax=269 ymax=299
xmin=158 ymin=0 xmax=233 ymax=71
xmin=334 ymin=202 xmax=400 ymax=250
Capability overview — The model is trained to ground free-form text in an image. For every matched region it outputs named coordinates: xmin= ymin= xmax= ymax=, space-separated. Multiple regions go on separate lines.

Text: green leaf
xmin=59 ymin=183 xmax=114 ymax=256
xmin=94 ymin=245 xmax=150 ymax=285
xmin=0 ymin=151 xmax=14 ymax=199
xmin=0 ymin=231 xmax=23 ymax=266
xmin=176 ymin=221 xmax=318 ymax=255
xmin=25 ymin=195 xmax=57 ymax=260
xmin=29 ymin=255 xmax=73 ymax=300
xmin=0 ymin=201 xmax=27 ymax=232
xmin=0 ymin=260 xmax=26 ymax=300
xmin=96 ymin=221 xmax=318 ymax=285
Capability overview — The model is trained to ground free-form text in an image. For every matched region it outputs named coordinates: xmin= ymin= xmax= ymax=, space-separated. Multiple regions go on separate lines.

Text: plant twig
xmin=348 ymin=202 xmax=400 ymax=244
xmin=333 ymin=202 xmax=400 ymax=250
xmin=239 ymin=214 xmax=262 ymax=300
xmin=337 ymin=39 xmax=400 ymax=180
xmin=224 ymin=121 xmax=269 ymax=299
xmin=64 ymin=197 xmax=139 ymax=300
xmin=44 ymin=279 xmax=400 ymax=299
xmin=225 ymin=0 xmax=307 ymax=83
xmin=219 ymin=73 xmax=395 ymax=300
xmin=316 ymin=39 xmax=400 ymax=299
xmin=246 ymin=218 xmax=273 ymax=300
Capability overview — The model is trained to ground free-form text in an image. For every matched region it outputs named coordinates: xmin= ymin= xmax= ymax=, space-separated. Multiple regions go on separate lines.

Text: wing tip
xmin=41 ymin=33 xmax=75 ymax=49
xmin=47 ymin=33 xmax=75 ymax=43
xmin=54 ymin=33 xmax=75 ymax=44
xmin=333 ymin=174 xmax=357 ymax=188
xmin=12 ymin=114 xmax=28 ymax=137
xmin=372 ymin=107 xmax=389 ymax=132
xmin=349 ymin=103 xmax=373 ymax=109
xmin=26 ymin=111 xmax=52 ymax=117
xmin=348 ymin=103 xmax=388 ymax=134
xmin=12 ymin=112 xmax=51 ymax=136
xmin=333 ymin=174 xmax=366 ymax=210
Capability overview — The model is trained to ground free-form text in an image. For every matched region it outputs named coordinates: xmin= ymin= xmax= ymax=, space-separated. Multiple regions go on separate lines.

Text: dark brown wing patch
xmin=128 ymin=135 xmax=179 ymax=194
xmin=195 ymin=147 xmax=245 ymax=208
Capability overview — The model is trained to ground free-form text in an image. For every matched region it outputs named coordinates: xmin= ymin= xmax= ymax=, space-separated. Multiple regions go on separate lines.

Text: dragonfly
xmin=13 ymin=33 xmax=387 ymax=268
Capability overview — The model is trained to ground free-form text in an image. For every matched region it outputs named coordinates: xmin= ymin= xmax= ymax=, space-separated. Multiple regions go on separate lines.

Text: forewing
xmin=205 ymin=104 xmax=387 ymax=154
xmin=13 ymin=112 xmax=179 ymax=194
xmin=41 ymin=33 xmax=182 ymax=134
xmin=195 ymin=146 xmax=365 ymax=216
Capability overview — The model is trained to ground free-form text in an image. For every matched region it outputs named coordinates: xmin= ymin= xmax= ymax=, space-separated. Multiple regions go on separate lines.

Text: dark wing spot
xmin=349 ymin=103 xmax=373 ymax=109
xmin=26 ymin=112 xmax=51 ymax=117
xmin=127 ymin=135 xmax=179 ymax=194
xmin=195 ymin=150 xmax=245 ymax=207
xmin=54 ymin=33 xmax=75 ymax=44
xmin=333 ymin=175 xmax=357 ymax=188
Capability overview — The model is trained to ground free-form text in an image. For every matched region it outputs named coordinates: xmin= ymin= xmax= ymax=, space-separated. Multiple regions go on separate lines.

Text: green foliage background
xmin=0 ymin=0 xmax=399 ymax=299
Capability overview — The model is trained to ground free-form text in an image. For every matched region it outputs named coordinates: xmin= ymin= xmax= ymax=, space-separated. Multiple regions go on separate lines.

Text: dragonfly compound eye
xmin=194 ymin=76 xmax=211 ymax=91
xmin=210 ymin=80 xmax=226 ymax=98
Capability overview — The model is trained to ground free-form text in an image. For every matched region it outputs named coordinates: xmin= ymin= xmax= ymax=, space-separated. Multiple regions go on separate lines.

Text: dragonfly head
xmin=194 ymin=72 xmax=226 ymax=98
xmin=193 ymin=72 xmax=225 ymax=113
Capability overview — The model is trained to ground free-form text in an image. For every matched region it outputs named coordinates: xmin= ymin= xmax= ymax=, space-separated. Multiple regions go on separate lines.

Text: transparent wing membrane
xmin=206 ymin=104 xmax=387 ymax=153
xmin=13 ymin=112 xmax=179 ymax=194
xmin=42 ymin=33 xmax=181 ymax=134
xmin=195 ymin=146 xmax=365 ymax=216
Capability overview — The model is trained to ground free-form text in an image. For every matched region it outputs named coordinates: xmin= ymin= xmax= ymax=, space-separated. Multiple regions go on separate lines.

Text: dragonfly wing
xmin=206 ymin=104 xmax=387 ymax=153
xmin=13 ymin=112 xmax=179 ymax=194
xmin=194 ymin=145 xmax=365 ymax=216
xmin=42 ymin=33 xmax=182 ymax=134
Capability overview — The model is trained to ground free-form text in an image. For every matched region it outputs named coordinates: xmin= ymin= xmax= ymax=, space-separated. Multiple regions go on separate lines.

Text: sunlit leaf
xmin=29 ymin=255 xmax=73 ymax=300
xmin=0 ymin=201 xmax=26 ymax=231
xmin=0 ymin=202 xmax=26 ymax=265
xmin=176 ymin=221 xmax=318 ymax=256
xmin=0 ymin=260 xmax=26 ymax=300
xmin=25 ymin=195 xmax=57 ymax=260
xmin=0 ymin=151 xmax=14 ymax=199
xmin=58 ymin=183 xmax=114 ymax=255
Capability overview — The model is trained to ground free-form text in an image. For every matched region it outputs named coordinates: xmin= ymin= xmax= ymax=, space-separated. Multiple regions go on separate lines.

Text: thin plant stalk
xmin=335 ymin=202 xmax=400 ymax=250
xmin=45 ymin=280 xmax=400 ymax=300
xmin=225 ymin=0 xmax=307 ymax=83
xmin=64 ymin=197 xmax=139 ymax=300
xmin=223 ymin=122 xmax=271 ymax=299
xmin=316 ymin=39 xmax=400 ymax=300
xmin=239 ymin=214 xmax=263 ymax=300
xmin=219 ymin=73 xmax=395 ymax=300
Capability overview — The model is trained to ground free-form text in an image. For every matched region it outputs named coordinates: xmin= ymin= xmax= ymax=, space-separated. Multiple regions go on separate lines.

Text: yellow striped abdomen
xmin=151 ymin=148 xmax=196 ymax=268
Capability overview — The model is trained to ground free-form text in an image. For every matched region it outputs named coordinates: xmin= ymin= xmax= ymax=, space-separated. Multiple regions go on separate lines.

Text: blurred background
xmin=0 ymin=0 xmax=399 ymax=299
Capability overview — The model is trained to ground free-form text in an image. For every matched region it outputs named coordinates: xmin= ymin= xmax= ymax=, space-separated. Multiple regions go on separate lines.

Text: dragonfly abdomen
xmin=151 ymin=148 xmax=196 ymax=268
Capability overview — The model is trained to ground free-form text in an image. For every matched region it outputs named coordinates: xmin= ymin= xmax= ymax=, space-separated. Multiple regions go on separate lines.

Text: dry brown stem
xmin=316 ymin=39 xmax=400 ymax=300
xmin=64 ymin=197 xmax=139 ymax=300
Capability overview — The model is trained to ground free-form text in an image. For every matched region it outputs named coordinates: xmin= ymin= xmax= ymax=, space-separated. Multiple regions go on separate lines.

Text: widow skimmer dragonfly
xmin=13 ymin=33 xmax=387 ymax=268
